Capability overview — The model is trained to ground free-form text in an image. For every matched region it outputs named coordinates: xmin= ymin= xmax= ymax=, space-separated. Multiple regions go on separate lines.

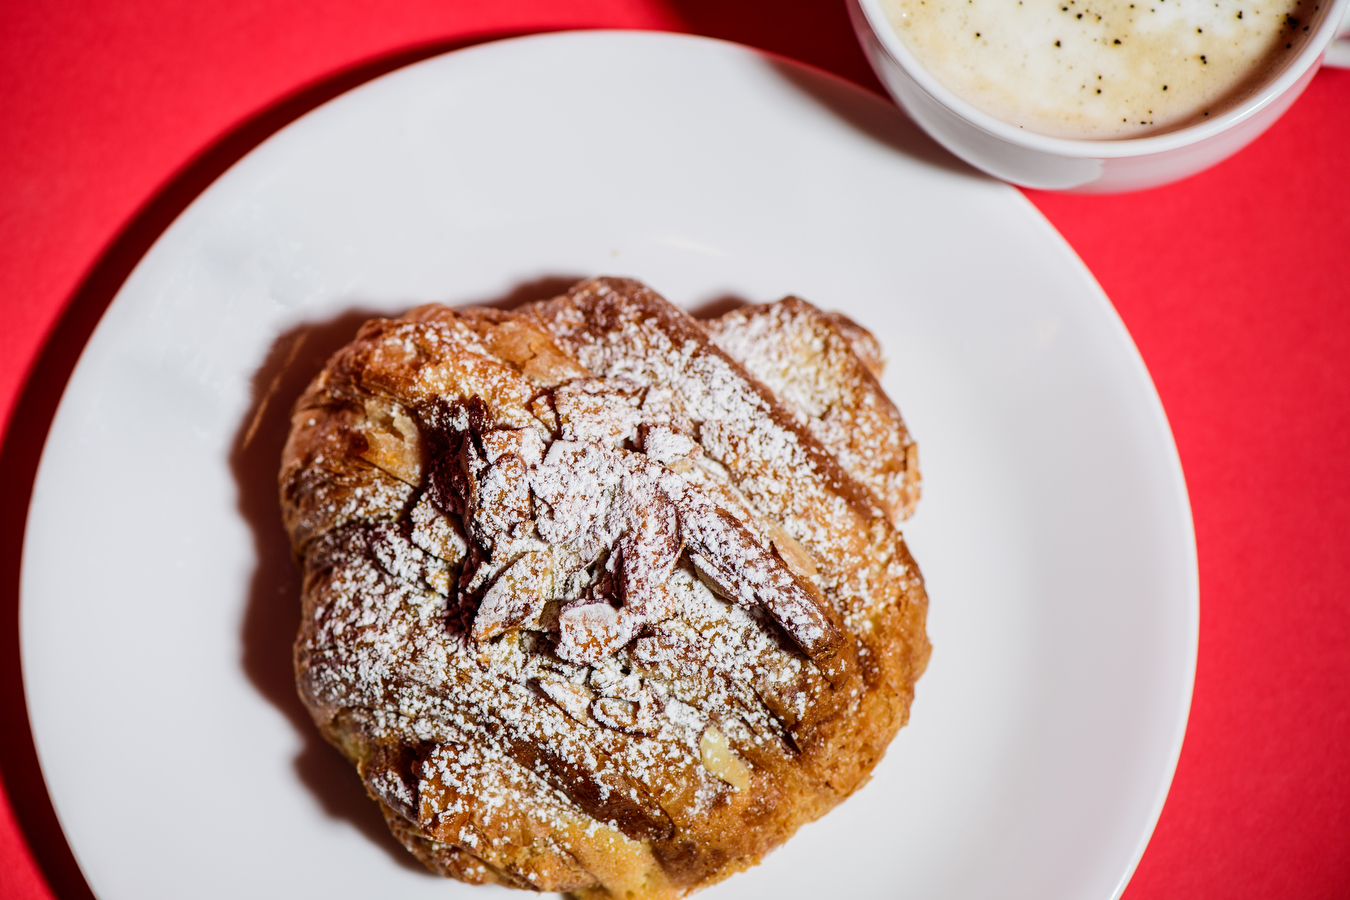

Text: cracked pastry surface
xmin=280 ymin=277 xmax=930 ymax=898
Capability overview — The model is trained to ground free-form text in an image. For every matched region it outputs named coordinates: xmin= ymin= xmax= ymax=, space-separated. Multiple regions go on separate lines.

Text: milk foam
xmin=881 ymin=0 xmax=1323 ymax=138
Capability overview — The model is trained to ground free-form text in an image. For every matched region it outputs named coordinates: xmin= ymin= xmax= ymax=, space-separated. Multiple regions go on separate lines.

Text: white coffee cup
xmin=849 ymin=0 xmax=1350 ymax=191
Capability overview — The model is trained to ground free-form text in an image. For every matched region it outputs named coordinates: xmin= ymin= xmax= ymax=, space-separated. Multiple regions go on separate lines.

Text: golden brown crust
xmin=280 ymin=277 xmax=929 ymax=898
xmin=704 ymin=298 xmax=922 ymax=525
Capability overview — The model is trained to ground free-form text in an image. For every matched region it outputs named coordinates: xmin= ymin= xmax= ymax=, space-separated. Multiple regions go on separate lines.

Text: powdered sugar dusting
xmin=705 ymin=299 xmax=921 ymax=525
xmin=279 ymin=279 xmax=930 ymax=897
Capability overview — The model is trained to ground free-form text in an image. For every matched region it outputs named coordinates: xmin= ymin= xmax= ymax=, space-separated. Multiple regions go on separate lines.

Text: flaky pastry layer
xmin=280 ymin=277 xmax=929 ymax=898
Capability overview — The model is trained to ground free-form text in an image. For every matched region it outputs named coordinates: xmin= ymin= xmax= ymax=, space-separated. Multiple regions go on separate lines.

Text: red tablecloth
xmin=2 ymin=2 xmax=1347 ymax=898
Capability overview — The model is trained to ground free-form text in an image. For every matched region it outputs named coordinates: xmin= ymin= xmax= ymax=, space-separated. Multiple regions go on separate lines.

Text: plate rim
xmin=18 ymin=28 xmax=1200 ymax=900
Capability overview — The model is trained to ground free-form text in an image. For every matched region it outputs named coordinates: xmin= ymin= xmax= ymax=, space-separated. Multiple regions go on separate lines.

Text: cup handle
xmin=1324 ymin=3 xmax=1350 ymax=68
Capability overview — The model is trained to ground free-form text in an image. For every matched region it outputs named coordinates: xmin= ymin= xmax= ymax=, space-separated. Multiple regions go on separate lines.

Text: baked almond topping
xmin=281 ymin=277 xmax=930 ymax=898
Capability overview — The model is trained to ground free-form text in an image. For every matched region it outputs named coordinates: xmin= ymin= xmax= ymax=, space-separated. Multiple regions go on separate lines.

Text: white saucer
xmin=20 ymin=30 xmax=1197 ymax=900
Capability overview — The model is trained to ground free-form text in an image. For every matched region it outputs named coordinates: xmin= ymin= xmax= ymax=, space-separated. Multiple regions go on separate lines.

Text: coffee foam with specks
xmin=882 ymin=0 xmax=1325 ymax=138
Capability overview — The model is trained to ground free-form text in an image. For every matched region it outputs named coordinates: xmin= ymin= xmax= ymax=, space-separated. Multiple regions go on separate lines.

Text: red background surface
xmin=2 ymin=2 xmax=1347 ymax=898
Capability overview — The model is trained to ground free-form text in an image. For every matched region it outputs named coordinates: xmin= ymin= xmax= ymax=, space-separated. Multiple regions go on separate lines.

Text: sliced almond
xmin=537 ymin=678 xmax=595 ymax=725
xmin=699 ymin=725 xmax=751 ymax=791
xmin=471 ymin=550 xmax=555 ymax=642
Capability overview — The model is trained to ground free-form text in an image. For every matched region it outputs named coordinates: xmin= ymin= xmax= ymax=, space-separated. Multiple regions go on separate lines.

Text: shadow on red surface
xmin=0 ymin=28 xmax=539 ymax=900
xmin=669 ymin=0 xmax=884 ymax=91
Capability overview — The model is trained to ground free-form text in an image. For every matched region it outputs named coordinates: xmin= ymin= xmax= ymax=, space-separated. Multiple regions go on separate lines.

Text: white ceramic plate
xmin=20 ymin=30 xmax=1196 ymax=900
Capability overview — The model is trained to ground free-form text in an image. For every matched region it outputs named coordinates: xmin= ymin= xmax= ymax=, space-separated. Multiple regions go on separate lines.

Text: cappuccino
xmin=881 ymin=0 xmax=1324 ymax=138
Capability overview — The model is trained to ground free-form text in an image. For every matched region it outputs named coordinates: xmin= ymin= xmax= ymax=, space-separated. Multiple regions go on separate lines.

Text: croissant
xmin=280 ymin=277 xmax=929 ymax=897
